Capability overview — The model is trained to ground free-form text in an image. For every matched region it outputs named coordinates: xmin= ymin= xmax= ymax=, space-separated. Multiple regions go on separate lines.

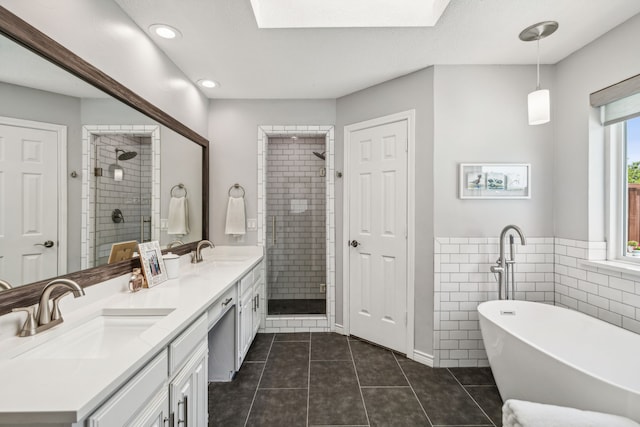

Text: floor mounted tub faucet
xmin=490 ymin=225 xmax=526 ymax=300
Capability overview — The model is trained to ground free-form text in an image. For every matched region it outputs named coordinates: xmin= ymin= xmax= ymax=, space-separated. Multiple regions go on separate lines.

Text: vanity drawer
xmin=169 ymin=314 xmax=207 ymax=376
xmin=239 ymin=269 xmax=254 ymax=296
xmin=207 ymin=285 xmax=236 ymax=329
xmin=88 ymin=349 xmax=168 ymax=426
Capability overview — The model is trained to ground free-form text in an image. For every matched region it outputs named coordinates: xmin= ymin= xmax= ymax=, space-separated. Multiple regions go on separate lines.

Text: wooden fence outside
xmin=629 ymin=184 xmax=640 ymax=244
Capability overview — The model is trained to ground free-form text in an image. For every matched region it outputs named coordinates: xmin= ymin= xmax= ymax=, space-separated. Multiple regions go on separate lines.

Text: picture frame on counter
xmin=459 ymin=163 xmax=531 ymax=199
xmin=138 ymin=241 xmax=167 ymax=287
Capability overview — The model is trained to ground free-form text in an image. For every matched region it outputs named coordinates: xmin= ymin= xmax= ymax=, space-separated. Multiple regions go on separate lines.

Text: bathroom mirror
xmin=0 ymin=7 xmax=209 ymax=313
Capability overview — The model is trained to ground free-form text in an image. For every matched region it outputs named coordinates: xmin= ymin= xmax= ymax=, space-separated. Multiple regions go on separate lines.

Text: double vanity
xmin=0 ymin=245 xmax=264 ymax=426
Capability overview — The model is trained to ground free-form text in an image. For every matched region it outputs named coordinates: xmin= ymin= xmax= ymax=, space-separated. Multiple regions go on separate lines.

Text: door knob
xmin=350 ymin=240 xmax=360 ymax=248
xmin=34 ymin=240 xmax=55 ymax=248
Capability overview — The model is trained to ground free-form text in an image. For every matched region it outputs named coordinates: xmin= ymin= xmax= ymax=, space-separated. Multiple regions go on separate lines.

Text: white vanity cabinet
xmin=87 ymin=350 xmax=169 ymax=426
xmin=169 ymin=341 xmax=208 ymax=427
xmin=128 ymin=388 xmax=170 ymax=427
xmin=237 ymin=260 xmax=264 ymax=367
xmin=87 ymin=315 xmax=209 ymax=427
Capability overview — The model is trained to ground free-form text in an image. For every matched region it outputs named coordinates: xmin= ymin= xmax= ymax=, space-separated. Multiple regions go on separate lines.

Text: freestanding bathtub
xmin=478 ymin=300 xmax=640 ymax=422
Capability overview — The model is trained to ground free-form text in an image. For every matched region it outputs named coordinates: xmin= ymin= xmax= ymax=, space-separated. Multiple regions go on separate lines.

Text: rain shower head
xmin=116 ymin=148 xmax=137 ymax=161
xmin=313 ymin=151 xmax=326 ymax=161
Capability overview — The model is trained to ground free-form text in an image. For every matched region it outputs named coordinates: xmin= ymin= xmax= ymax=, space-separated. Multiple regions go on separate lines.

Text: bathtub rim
xmin=478 ymin=299 xmax=640 ymax=397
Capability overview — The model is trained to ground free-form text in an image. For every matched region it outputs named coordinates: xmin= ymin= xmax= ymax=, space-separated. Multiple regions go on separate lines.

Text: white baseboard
xmin=412 ymin=349 xmax=434 ymax=367
xmin=334 ymin=323 xmax=346 ymax=335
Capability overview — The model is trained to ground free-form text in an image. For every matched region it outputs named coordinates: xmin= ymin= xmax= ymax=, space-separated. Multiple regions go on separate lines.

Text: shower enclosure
xmin=90 ymin=134 xmax=152 ymax=267
xmin=266 ymin=136 xmax=326 ymax=315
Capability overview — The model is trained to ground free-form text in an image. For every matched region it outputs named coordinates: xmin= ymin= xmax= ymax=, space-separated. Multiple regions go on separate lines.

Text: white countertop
xmin=0 ymin=245 xmax=263 ymax=424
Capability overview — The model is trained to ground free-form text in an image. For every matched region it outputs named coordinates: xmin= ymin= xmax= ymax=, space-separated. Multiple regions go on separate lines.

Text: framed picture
xmin=459 ymin=163 xmax=530 ymax=199
xmin=138 ymin=241 xmax=167 ymax=287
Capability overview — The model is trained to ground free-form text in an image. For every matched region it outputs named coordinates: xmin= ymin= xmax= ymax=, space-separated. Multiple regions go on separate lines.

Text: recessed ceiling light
xmin=149 ymin=24 xmax=182 ymax=39
xmin=198 ymin=79 xmax=220 ymax=89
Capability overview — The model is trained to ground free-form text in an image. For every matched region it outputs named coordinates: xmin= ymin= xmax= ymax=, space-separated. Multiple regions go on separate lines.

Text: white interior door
xmin=348 ymin=119 xmax=408 ymax=353
xmin=0 ymin=120 xmax=60 ymax=285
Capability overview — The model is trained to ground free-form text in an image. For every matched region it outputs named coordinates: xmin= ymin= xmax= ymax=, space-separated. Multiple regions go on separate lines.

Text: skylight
xmin=249 ymin=0 xmax=451 ymax=28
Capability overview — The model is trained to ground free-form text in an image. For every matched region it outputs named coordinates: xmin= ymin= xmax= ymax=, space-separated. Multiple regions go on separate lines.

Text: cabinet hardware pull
xmin=163 ymin=416 xmax=169 ymax=426
xmin=177 ymin=396 xmax=188 ymax=425
xmin=222 ymin=297 xmax=233 ymax=307
xmin=256 ymin=294 xmax=260 ymax=309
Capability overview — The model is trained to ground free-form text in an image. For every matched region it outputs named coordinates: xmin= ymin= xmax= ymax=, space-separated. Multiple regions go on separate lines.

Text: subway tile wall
xmin=266 ymin=137 xmax=326 ymax=300
xmin=257 ymin=125 xmax=336 ymax=333
xmin=554 ymin=238 xmax=640 ymax=334
xmin=81 ymin=125 xmax=161 ymax=269
xmin=433 ymin=237 xmax=555 ymax=367
xmin=91 ymin=135 xmax=152 ymax=265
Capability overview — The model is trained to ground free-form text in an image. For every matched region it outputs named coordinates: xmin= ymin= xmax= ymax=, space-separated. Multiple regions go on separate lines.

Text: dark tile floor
xmin=209 ymin=333 xmax=503 ymax=427
xmin=268 ymin=299 xmax=326 ymax=315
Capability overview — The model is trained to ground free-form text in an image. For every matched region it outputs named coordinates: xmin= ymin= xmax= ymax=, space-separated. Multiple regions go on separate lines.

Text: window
xmin=594 ymin=75 xmax=640 ymax=262
xmin=624 ymin=116 xmax=640 ymax=258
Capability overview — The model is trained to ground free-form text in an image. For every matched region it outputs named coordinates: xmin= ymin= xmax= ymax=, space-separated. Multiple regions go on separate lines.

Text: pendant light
xmin=519 ymin=21 xmax=558 ymax=125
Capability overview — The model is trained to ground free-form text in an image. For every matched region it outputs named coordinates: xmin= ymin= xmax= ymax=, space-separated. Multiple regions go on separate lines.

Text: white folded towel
xmin=167 ymin=196 xmax=189 ymax=235
xmin=225 ymin=196 xmax=246 ymax=235
xmin=503 ymin=399 xmax=640 ymax=427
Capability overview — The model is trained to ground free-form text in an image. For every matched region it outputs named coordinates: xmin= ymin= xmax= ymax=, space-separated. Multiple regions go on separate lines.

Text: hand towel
xmin=168 ymin=196 xmax=189 ymax=235
xmin=503 ymin=399 xmax=640 ymax=427
xmin=225 ymin=196 xmax=246 ymax=235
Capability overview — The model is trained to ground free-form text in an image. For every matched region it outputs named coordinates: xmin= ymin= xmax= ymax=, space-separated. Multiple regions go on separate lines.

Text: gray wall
xmin=554 ymin=13 xmax=640 ymax=241
xmin=336 ymin=67 xmax=435 ymax=354
xmin=208 ymin=99 xmax=336 ymax=246
xmin=433 ymin=65 xmax=555 ymax=238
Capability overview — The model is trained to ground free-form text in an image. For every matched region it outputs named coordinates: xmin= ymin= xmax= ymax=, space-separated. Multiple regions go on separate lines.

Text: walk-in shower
xmin=91 ymin=135 xmax=152 ymax=266
xmin=266 ymin=136 xmax=327 ymax=315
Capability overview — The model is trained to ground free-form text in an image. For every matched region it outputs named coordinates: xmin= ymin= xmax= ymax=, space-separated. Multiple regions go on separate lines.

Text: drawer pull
xmin=178 ymin=396 xmax=188 ymax=425
xmin=222 ymin=297 xmax=233 ymax=307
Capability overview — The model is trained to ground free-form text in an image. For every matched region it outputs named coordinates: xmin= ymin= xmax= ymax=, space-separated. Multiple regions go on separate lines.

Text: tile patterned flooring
xmin=209 ymin=333 xmax=503 ymax=427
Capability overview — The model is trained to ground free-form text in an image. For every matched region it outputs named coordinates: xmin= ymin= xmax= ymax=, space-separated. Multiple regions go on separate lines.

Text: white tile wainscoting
xmin=433 ymin=237 xmax=555 ymax=367
xmin=434 ymin=236 xmax=640 ymax=368
xmin=554 ymin=239 xmax=640 ymax=334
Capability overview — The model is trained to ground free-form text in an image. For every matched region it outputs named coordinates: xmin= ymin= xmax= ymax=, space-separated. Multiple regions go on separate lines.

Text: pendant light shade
xmin=528 ymin=89 xmax=550 ymax=125
xmin=519 ymin=21 xmax=558 ymax=126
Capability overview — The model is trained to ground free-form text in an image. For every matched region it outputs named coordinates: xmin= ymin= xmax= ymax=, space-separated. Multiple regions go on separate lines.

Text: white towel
xmin=167 ymin=196 xmax=189 ymax=235
xmin=503 ymin=399 xmax=640 ymax=427
xmin=225 ymin=196 xmax=246 ymax=235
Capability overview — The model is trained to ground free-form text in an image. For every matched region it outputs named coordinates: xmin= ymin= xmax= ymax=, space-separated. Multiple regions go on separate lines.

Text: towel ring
xmin=228 ymin=183 xmax=245 ymax=197
xmin=171 ymin=183 xmax=187 ymax=197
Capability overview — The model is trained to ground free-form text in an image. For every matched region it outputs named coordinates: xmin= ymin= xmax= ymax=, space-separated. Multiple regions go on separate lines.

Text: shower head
xmin=116 ymin=148 xmax=137 ymax=161
xmin=313 ymin=151 xmax=326 ymax=161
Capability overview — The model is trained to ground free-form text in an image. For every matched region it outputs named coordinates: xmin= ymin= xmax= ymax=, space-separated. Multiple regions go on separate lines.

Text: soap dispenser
xmin=128 ymin=268 xmax=145 ymax=292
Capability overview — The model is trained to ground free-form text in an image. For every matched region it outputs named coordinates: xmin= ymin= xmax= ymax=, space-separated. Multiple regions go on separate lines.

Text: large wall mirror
xmin=0 ymin=7 xmax=209 ymax=314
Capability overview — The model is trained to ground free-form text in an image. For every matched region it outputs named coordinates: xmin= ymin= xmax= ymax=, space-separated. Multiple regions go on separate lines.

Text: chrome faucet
xmin=490 ymin=225 xmax=526 ymax=300
xmin=0 ymin=279 xmax=12 ymax=290
xmin=12 ymin=279 xmax=85 ymax=337
xmin=167 ymin=240 xmax=184 ymax=249
xmin=191 ymin=240 xmax=214 ymax=263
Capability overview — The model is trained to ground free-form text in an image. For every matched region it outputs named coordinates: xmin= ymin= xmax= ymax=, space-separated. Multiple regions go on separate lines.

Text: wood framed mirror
xmin=0 ymin=6 xmax=209 ymax=315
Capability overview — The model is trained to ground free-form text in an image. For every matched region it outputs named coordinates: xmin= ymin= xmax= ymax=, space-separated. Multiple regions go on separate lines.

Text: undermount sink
xmin=15 ymin=308 xmax=174 ymax=360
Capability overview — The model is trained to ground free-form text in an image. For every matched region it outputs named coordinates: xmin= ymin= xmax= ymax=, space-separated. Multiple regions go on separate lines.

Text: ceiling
xmin=114 ymin=0 xmax=640 ymax=99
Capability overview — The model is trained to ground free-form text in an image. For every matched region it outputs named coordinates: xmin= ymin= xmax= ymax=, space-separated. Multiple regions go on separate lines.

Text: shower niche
xmin=266 ymin=136 xmax=327 ymax=315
